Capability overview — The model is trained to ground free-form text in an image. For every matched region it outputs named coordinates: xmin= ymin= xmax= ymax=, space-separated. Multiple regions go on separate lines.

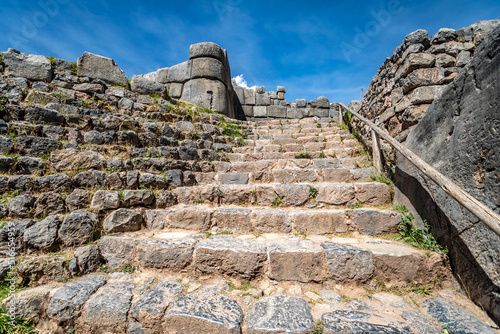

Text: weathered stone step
xmin=233 ymin=143 xmax=359 ymax=155
xmin=198 ymin=167 xmax=373 ymax=185
xmin=7 ymin=271 xmax=493 ymax=334
xmin=96 ymin=232 xmax=447 ymax=285
xmin=244 ymin=135 xmax=357 ymax=147
xmin=227 ymin=153 xmax=371 ymax=165
xmin=174 ymin=182 xmax=390 ymax=207
xmin=246 ymin=128 xmax=351 ymax=141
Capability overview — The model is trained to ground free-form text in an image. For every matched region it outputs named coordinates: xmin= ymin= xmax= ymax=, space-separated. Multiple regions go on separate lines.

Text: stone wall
xmin=352 ymin=20 xmax=500 ymax=162
xmin=234 ymin=84 xmax=340 ymax=120
xmin=395 ymin=23 xmax=500 ymax=323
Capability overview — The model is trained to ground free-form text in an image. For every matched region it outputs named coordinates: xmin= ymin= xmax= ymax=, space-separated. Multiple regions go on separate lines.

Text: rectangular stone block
xmin=268 ymin=240 xmax=326 ymax=282
xmin=136 ymin=238 xmax=196 ymax=269
xmin=256 ymin=93 xmax=271 ymax=106
xmin=244 ymin=88 xmax=256 ymax=105
xmin=354 ymin=182 xmax=391 ymax=206
xmin=242 ymin=105 xmax=254 ymax=117
xmin=287 ymin=108 xmax=305 ymax=119
xmin=213 ymin=208 xmax=253 ymax=233
xmin=296 ymin=99 xmax=307 ymax=108
xmin=194 ymin=236 xmax=267 ymax=279
xmin=291 ymin=210 xmax=349 ymax=234
xmin=408 ymin=85 xmax=445 ymax=104
xmin=348 ymin=209 xmax=401 ymax=235
xmin=316 ymin=183 xmax=355 ymax=205
xmin=145 ymin=210 xmax=171 ymax=229
xmin=233 ymin=85 xmax=245 ymax=104
xmin=268 ymin=105 xmax=287 ymax=118
xmin=166 ymin=206 xmax=213 ymax=230
xmin=272 ymin=169 xmax=319 ymax=183
xmin=167 ymin=83 xmax=183 ymax=98
xmin=219 ymin=185 xmax=256 ymax=205
xmin=253 ymin=106 xmax=268 ymax=118
xmin=251 ymin=208 xmax=291 ymax=233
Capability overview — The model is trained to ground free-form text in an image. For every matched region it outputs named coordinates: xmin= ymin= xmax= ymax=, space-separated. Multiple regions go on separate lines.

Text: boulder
xmin=164 ymin=291 xmax=243 ymax=334
xmin=189 ymin=42 xmax=225 ymax=62
xmin=122 ymin=190 xmax=155 ymax=207
xmin=321 ymin=243 xmax=375 ymax=283
xmin=77 ymin=52 xmax=128 ymax=85
xmin=90 ymin=190 xmax=120 ymax=212
xmin=135 ymin=237 xmax=197 ymax=269
xmin=1 ymin=49 xmax=52 ymax=81
xmin=1 ymin=286 xmax=53 ymax=323
xmin=194 ymin=236 xmax=267 ymax=279
xmin=26 ymin=106 xmax=65 ymax=125
xmin=245 ymin=294 xmax=314 ymax=334
xmin=98 ymin=236 xmax=137 ymax=268
xmin=130 ymin=75 xmax=166 ymax=95
xmin=66 ymin=189 xmax=92 ymax=211
xmin=33 ymin=192 xmax=66 ymax=216
xmin=47 ymin=275 xmax=107 ymax=321
xmin=59 ymin=210 xmax=99 ymax=246
xmin=33 ymin=174 xmax=72 ymax=192
xmin=166 ymin=60 xmax=192 ymax=83
xmin=129 ymin=279 xmax=184 ymax=332
xmin=7 ymin=194 xmax=35 ymax=218
xmin=431 ymin=28 xmax=458 ymax=44
xmin=103 ymin=208 xmax=143 ymax=233
xmin=23 ymin=215 xmax=59 ymax=250
xmin=191 ymin=57 xmax=226 ymax=82
xmin=180 ymin=78 xmax=227 ymax=114
xmin=18 ymin=255 xmax=68 ymax=285
xmin=0 ymin=136 xmax=13 ymax=154
xmin=322 ymin=310 xmax=411 ymax=333
xmin=69 ymin=245 xmax=101 ymax=275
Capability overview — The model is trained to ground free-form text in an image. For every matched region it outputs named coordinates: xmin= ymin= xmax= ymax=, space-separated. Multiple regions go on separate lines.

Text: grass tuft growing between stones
xmin=0 ymin=280 xmax=36 ymax=333
xmin=369 ymin=172 xmax=394 ymax=188
xmin=311 ymin=320 xmax=324 ymax=334
xmin=295 ymin=152 xmax=311 ymax=159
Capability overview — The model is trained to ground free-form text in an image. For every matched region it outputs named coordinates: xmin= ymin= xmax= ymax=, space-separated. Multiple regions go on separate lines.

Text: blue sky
xmin=1 ymin=0 xmax=499 ymax=104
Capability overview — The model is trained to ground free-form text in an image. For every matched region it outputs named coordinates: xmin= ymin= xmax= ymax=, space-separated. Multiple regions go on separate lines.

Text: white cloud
xmin=232 ymin=74 xmax=257 ymax=89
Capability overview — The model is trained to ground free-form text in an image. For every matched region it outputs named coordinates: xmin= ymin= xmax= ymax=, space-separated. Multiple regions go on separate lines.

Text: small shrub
xmin=370 ymin=172 xmax=394 ymax=188
xmin=272 ymin=196 xmax=283 ymax=207
xmin=192 ymin=198 xmax=205 ymax=204
xmin=309 ymin=186 xmax=318 ymax=199
xmin=312 ymin=320 xmax=324 ymax=334
xmin=319 ymin=151 xmax=326 ymax=159
xmin=295 ymin=152 xmax=311 ymax=159
xmin=397 ymin=213 xmax=447 ymax=254
xmin=46 ymin=56 xmax=55 ymax=66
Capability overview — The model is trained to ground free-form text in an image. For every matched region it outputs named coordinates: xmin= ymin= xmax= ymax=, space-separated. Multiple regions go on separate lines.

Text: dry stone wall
xmin=353 ymin=20 xmax=500 ymax=162
xmin=234 ymin=83 xmax=340 ymax=120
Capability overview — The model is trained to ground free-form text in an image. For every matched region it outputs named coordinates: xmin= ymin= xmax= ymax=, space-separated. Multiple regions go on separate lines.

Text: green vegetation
xmin=294 ymin=230 xmax=308 ymax=240
xmin=46 ymin=56 xmax=55 ymax=66
xmin=370 ymin=172 xmax=394 ymax=188
xmin=309 ymin=186 xmax=318 ymax=200
xmin=338 ymin=122 xmax=349 ymax=130
xmin=319 ymin=150 xmax=326 ymax=159
xmin=272 ymin=196 xmax=283 ymax=208
xmin=148 ymin=93 xmax=162 ymax=103
xmin=349 ymin=201 xmax=364 ymax=209
xmin=312 ymin=320 xmax=324 ymax=334
xmin=0 ymin=280 xmax=36 ymax=333
xmin=220 ymin=122 xmax=248 ymax=139
xmin=98 ymin=264 xmax=136 ymax=274
xmin=71 ymin=62 xmax=77 ymax=75
xmin=295 ymin=152 xmax=311 ymax=159
xmin=397 ymin=208 xmax=447 ymax=254
xmin=110 ymin=82 xmax=129 ymax=90
xmin=192 ymin=198 xmax=205 ymax=204
xmin=226 ymin=280 xmax=254 ymax=291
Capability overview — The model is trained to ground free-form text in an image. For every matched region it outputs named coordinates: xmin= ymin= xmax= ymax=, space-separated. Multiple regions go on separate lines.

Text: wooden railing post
xmin=371 ymin=130 xmax=383 ymax=175
xmin=338 ymin=106 xmax=343 ymax=125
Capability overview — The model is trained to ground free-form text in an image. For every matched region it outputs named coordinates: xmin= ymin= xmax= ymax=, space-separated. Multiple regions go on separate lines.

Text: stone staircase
xmin=1 ymin=76 xmax=498 ymax=333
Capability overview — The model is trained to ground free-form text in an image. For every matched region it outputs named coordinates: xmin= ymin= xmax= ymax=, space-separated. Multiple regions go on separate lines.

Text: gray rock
xmin=45 ymin=103 xmax=79 ymax=115
xmin=16 ymin=135 xmax=61 ymax=156
xmin=145 ymin=209 xmax=170 ymax=229
xmin=98 ymin=236 xmax=137 ymax=268
xmin=399 ymin=24 xmax=500 ymax=323
xmin=1 ymin=286 xmax=53 ymax=323
xmin=0 ymin=219 xmax=35 ymax=250
xmin=194 ymin=236 xmax=267 ymax=279
xmin=164 ymin=169 xmax=183 ymax=187
xmin=18 ymin=255 xmax=68 ymax=285
xmin=90 ymin=190 xmax=120 ymax=212
xmin=7 ymin=175 xmax=32 ymax=191
xmin=33 ymin=191 xmax=65 ymax=216
xmin=316 ymin=96 xmax=330 ymax=108
xmin=18 ymin=156 xmax=44 ymax=174
xmin=403 ymin=29 xmax=430 ymax=47
xmin=26 ymin=106 xmax=65 ymax=125
xmin=65 ymin=189 xmax=92 ymax=211
xmin=217 ymin=172 xmax=249 ymax=185
xmin=23 ymin=215 xmax=59 ymax=250
xmin=83 ymin=130 xmax=104 ymax=145
xmin=33 ymin=174 xmax=72 ymax=192
xmin=0 ymin=136 xmax=13 ymax=154
xmin=1 ymin=49 xmax=52 ymax=81
xmin=32 ymin=81 xmax=50 ymax=92
xmin=130 ymin=75 xmax=166 ymax=95
xmin=162 ymin=123 xmax=174 ymax=137
xmin=246 ymin=294 xmax=314 ymax=334
xmin=400 ymin=309 xmax=442 ymax=334
xmin=135 ymin=237 xmax=196 ymax=269
xmin=103 ymin=208 xmax=143 ymax=233
xmin=53 ymin=57 xmax=74 ymax=71
xmin=42 ymin=125 xmax=65 ymax=140
xmin=77 ymin=52 xmax=128 ymax=85
xmin=70 ymin=245 xmax=101 ymax=275
xmin=47 ymin=274 xmax=107 ymax=321
xmin=59 ymin=210 xmax=99 ymax=246
xmin=85 ymin=281 xmax=134 ymax=327
xmin=139 ymin=172 xmax=166 ymax=189
xmin=165 ymin=291 xmax=243 ymax=334
xmin=73 ymin=83 xmax=104 ymax=94
xmin=322 ymin=310 xmax=411 ymax=333
xmin=0 ymin=156 xmax=16 ymax=173
xmin=180 ymin=78 xmax=227 ymax=114
xmin=431 ymin=28 xmax=458 ymax=44
xmin=166 ymin=60 xmax=192 ymax=83
xmin=321 ymin=243 xmax=375 ymax=283
xmin=213 ymin=143 xmax=233 ymax=152
xmin=74 ymin=169 xmax=107 ymax=188
xmin=122 ymin=190 xmax=155 ymax=207
xmin=130 ymin=279 xmax=184 ymax=331
xmin=422 ymin=297 xmax=495 ymax=334
xmin=189 ymin=42 xmax=225 ymax=62
xmin=320 ymin=290 xmax=342 ymax=304
xmin=191 ymin=57 xmax=226 ymax=82
xmin=7 ymin=194 xmax=35 ymax=218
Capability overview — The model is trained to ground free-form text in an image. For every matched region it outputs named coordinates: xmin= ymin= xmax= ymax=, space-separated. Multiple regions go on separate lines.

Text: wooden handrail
xmin=338 ymin=103 xmax=500 ymax=238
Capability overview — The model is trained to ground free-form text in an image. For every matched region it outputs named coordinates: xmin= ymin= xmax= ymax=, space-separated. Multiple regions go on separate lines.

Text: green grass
xmin=370 ymin=172 xmax=394 ymax=188
xmin=46 ymin=57 xmax=55 ymax=66
xmin=98 ymin=264 xmax=136 ymax=274
xmin=309 ymin=186 xmax=318 ymax=200
xmin=312 ymin=320 xmax=324 ymax=334
xmin=295 ymin=152 xmax=311 ymax=159
xmin=397 ymin=212 xmax=447 ymax=254
xmin=192 ymin=199 xmax=205 ymax=204
xmin=338 ymin=122 xmax=349 ymax=130
xmin=110 ymin=82 xmax=129 ymax=89
xmin=271 ymin=196 xmax=283 ymax=208
xmin=71 ymin=62 xmax=77 ymax=75
xmin=0 ymin=280 xmax=37 ymax=333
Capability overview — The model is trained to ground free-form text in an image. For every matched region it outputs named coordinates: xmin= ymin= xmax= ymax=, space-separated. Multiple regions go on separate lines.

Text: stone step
xmin=227 ymin=153 xmax=371 ymax=165
xmin=6 ymin=270 xmax=494 ymax=334
xmin=197 ymin=167 xmax=374 ymax=185
xmin=173 ymin=182 xmax=391 ymax=207
xmin=233 ymin=142 xmax=360 ymax=154
xmin=96 ymin=232 xmax=447 ymax=285
xmin=244 ymin=135 xmax=357 ymax=147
